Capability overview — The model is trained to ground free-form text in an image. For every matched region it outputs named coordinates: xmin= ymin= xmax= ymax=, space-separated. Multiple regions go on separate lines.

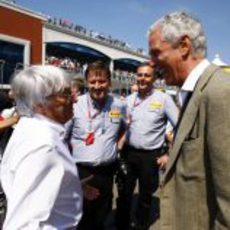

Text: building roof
xmin=0 ymin=0 xmax=47 ymax=21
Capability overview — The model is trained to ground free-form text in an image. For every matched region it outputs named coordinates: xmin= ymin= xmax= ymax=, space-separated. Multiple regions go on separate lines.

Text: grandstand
xmin=0 ymin=0 xmax=148 ymax=95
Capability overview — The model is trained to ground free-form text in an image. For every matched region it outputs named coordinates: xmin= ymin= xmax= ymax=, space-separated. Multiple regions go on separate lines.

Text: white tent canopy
xmin=212 ymin=54 xmax=228 ymax=66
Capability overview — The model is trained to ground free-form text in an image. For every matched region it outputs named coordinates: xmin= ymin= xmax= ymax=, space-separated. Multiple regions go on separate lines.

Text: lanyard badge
xmin=85 ymin=97 xmax=99 ymax=145
xmin=85 ymin=120 xmax=94 ymax=145
xmin=85 ymin=131 xmax=94 ymax=145
xmin=85 ymin=96 xmax=108 ymax=145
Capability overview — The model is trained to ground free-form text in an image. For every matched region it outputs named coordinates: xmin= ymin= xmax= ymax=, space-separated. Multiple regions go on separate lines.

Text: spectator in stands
xmin=47 ymin=16 xmax=143 ymax=54
xmin=119 ymin=91 xmax=127 ymax=101
xmin=46 ymin=56 xmax=84 ymax=74
xmin=130 ymin=82 xmax=138 ymax=93
xmin=1 ymin=65 xmax=83 ymax=229
xmin=71 ymin=76 xmax=85 ymax=103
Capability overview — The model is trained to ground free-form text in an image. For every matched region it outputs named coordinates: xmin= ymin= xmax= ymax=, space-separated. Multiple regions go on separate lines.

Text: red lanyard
xmin=87 ymin=97 xmax=100 ymax=121
xmin=132 ymin=90 xmax=153 ymax=110
xmin=86 ymin=96 xmax=106 ymax=133
xmin=127 ymin=96 xmax=143 ymax=126
xmin=132 ymin=96 xmax=143 ymax=108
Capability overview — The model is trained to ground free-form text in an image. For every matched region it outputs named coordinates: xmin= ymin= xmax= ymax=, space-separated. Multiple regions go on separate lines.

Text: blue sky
xmin=18 ymin=0 xmax=230 ymax=64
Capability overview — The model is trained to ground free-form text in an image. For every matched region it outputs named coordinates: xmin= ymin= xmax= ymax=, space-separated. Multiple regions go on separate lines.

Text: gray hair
xmin=11 ymin=65 xmax=71 ymax=116
xmin=148 ymin=11 xmax=207 ymax=57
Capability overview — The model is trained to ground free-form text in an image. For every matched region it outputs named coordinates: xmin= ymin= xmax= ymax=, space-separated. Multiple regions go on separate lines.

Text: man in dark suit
xmin=148 ymin=11 xmax=230 ymax=230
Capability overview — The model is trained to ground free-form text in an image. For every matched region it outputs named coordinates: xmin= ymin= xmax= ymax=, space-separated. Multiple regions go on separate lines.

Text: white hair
xmin=148 ymin=11 xmax=207 ymax=57
xmin=11 ymin=65 xmax=71 ymax=116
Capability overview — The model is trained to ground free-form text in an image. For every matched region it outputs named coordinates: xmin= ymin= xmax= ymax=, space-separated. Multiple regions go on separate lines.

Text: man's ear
xmin=178 ymin=35 xmax=192 ymax=59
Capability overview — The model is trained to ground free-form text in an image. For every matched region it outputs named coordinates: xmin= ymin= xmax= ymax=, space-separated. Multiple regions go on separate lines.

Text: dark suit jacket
xmin=160 ymin=64 xmax=230 ymax=230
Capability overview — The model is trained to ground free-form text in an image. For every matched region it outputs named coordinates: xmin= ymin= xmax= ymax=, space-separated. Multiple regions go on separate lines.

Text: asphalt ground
xmin=105 ymin=181 xmax=160 ymax=230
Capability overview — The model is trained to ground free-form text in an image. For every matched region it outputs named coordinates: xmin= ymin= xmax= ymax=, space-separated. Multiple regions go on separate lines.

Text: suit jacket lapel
xmin=163 ymin=64 xmax=220 ymax=182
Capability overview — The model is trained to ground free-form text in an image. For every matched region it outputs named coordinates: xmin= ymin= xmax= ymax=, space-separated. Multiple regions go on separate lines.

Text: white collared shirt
xmin=1 ymin=114 xmax=82 ymax=230
xmin=178 ymin=59 xmax=210 ymax=107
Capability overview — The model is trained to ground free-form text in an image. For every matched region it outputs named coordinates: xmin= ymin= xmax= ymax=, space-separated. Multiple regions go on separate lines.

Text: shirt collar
xmin=87 ymin=93 xmax=110 ymax=110
xmin=181 ymin=59 xmax=210 ymax=92
xmin=137 ymin=89 xmax=154 ymax=99
xmin=34 ymin=113 xmax=66 ymax=139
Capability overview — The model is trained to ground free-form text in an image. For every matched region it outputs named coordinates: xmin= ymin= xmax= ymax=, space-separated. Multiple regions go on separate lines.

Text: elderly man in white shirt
xmin=0 ymin=65 xmax=83 ymax=230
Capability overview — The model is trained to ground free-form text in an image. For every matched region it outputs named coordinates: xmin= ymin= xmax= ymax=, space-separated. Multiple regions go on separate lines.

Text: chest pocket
xmin=178 ymin=107 xmax=205 ymax=179
xmin=109 ymin=109 xmax=122 ymax=124
xmin=148 ymin=101 xmax=164 ymax=113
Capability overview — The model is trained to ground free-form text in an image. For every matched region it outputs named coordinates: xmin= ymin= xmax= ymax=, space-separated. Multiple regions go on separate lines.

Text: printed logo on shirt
xmin=109 ymin=109 xmax=121 ymax=118
xmin=148 ymin=101 xmax=163 ymax=112
xmin=109 ymin=109 xmax=121 ymax=123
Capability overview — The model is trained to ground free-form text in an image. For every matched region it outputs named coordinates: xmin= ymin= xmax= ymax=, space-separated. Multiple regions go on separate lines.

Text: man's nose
xmin=138 ymin=75 xmax=145 ymax=80
xmin=94 ymin=82 xmax=101 ymax=89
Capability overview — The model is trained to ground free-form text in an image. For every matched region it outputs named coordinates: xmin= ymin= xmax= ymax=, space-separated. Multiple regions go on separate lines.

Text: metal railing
xmin=0 ymin=60 xmax=6 ymax=89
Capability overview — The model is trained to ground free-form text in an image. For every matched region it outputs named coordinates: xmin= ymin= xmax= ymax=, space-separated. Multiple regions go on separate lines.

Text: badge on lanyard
xmin=85 ymin=97 xmax=101 ymax=145
xmin=85 ymin=131 xmax=95 ymax=145
xmin=109 ymin=109 xmax=121 ymax=123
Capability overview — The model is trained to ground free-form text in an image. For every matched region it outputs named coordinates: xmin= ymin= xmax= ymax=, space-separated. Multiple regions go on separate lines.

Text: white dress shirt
xmin=178 ymin=59 xmax=210 ymax=107
xmin=1 ymin=114 xmax=82 ymax=230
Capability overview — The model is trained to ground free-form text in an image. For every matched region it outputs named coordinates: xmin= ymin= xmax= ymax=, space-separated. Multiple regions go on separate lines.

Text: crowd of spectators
xmin=45 ymin=56 xmax=86 ymax=74
xmin=113 ymin=69 xmax=136 ymax=82
xmin=45 ymin=56 xmax=136 ymax=83
xmin=45 ymin=56 xmax=176 ymax=97
xmin=47 ymin=17 xmax=145 ymax=55
xmin=5 ymin=2 xmax=145 ymax=55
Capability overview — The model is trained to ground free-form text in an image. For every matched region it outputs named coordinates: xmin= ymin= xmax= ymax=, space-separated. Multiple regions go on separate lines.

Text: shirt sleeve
xmin=3 ymin=145 xmax=64 ymax=230
xmin=120 ymin=102 xmax=127 ymax=127
xmin=64 ymin=118 xmax=74 ymax=141
xmin=125 ymin=95 xmax=134 ymax=118
xmin=164 ymin=94 xmax=179 ymax=128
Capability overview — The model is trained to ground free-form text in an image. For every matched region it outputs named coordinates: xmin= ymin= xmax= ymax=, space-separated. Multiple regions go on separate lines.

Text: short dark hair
xmin=85 ymin=61 xmax=111 ymax=80
xmin=136 ymin=62 xmax=153 ymax=72
xmin=71 ymin=78 xmax=85 ymax=95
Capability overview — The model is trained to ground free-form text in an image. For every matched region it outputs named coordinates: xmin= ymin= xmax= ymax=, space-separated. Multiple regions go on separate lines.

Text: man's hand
xmin=0 ymin=115 xmax=19 ymax=130
xmin=81 ymin=175 xmax=100 ymax=200
xmin=156 ymin=154 xmax=169 ymax=170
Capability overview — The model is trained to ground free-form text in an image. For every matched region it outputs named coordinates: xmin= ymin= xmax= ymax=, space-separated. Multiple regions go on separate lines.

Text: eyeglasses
xmin=58 ymin=91 xmax=72 ymax=99
xmin=47 ymin=89 xmax=72 ymax=100
xmin=136 ymin=73 xmax=152 ymax=78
